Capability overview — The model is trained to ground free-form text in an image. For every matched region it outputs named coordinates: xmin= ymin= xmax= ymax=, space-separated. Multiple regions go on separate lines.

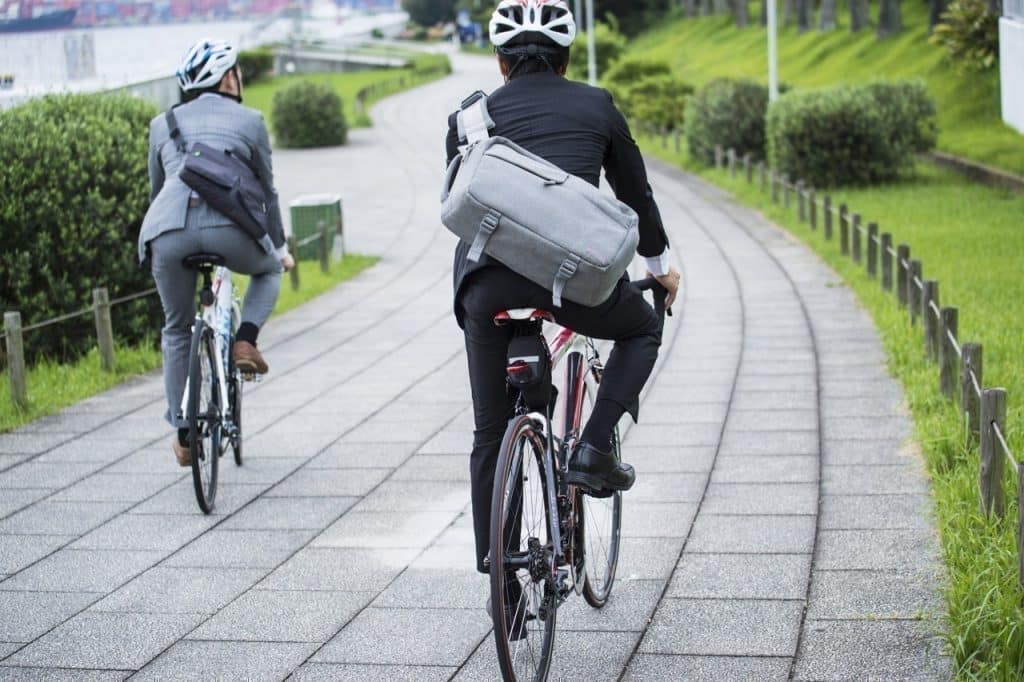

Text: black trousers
xmin=459 ymin=266 xmax=663 ymax=573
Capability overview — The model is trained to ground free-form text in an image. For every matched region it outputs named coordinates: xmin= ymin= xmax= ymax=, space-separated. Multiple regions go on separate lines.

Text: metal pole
xmin=574 ymin=0 xmax=583 ymax=28
xmin=767 ymin=0 xmax=779 ymax=101
xmin=586 ymin=0 xmax=597 ymax=86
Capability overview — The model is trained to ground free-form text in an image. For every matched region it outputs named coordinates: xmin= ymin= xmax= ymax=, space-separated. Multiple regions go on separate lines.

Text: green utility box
xmin=288 ymin=194 xmax=344 ymax=261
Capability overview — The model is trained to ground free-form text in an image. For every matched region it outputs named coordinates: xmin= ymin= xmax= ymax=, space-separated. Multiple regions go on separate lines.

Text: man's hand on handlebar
xmin=650 ymin=266 xmax=681 ymax=310
xmin=280 ymin=252 xmax=296 ymax=272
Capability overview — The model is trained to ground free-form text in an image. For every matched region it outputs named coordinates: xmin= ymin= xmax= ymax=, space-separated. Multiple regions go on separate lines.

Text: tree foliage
xmin=930 ymin=0 xmax=1000 ymax=70
xmin=402 ymin=0 xmax=455 ymax=26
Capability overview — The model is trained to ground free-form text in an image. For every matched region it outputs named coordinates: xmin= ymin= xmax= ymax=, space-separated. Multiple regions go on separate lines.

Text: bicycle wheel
xmin=187 ymin=322 xmax=220 ymax=513
xmin=579 ymin=367 xmax=622 ymax=609
xmin=230 ymin=371 xmax=243 ymax=466
xmin=490 ymin=414 xmax=558 ymax=682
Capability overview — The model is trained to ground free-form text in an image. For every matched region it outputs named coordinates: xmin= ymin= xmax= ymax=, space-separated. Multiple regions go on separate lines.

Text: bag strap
xmin=466 ymin=209 xmax=501 ymax=263
xmin=165 ymin=108 xmax=186 ymax=154
xmin=457 ymin=92 xmax=495 ymax=146
xmin=551 ymin=254 xmax=582 ymax=308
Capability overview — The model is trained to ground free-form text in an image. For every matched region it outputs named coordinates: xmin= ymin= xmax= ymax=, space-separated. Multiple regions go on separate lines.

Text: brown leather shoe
xmin=172 ymin=437 xmax=190 ymax=467
xmin=233 ymin=340 xmax=269 ymax=375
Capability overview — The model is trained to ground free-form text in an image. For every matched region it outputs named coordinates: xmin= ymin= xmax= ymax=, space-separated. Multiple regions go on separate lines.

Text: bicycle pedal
xmin=239 ymin=371 xmax=263 ymax=383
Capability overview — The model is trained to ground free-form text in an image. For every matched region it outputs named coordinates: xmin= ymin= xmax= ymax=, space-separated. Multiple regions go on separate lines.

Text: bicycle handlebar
xmin=633 ymin=277 xmax=673 ymax=318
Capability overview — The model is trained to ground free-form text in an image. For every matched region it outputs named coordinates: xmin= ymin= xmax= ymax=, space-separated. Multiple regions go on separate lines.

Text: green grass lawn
xmin=245 ymin=53 xmax=450 ymax=130
xmin=641 ymin=135 xmax=1024 ymax=678
xmin=629 ymin=3 xmax=1024 ymax=176
xmin=0 ymin=254 xmax=377 ymax=434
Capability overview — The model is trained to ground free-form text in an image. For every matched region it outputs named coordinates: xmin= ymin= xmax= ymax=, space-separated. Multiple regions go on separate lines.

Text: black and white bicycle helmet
xmin=176 ymin=38 xmax=237 ymax=92
xmin=489 ymin=0 xmax=577 ymax=48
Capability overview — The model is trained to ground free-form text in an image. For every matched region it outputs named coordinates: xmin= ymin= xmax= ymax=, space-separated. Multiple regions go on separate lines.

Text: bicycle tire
xmin=579 ymin=368 xmax=622 ymax=609
xmin=187 ymin=323 xmax=220 ymax=514
xmin=230 ymin=372 xmax=243 ymax=466
xmin=490 ymin=414 xmax=558 ymax=682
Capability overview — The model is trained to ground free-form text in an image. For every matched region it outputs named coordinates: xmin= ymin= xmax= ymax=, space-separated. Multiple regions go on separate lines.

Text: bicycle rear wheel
xmin=490 ymin=414 xmax=558 ymax=681
xmin=578 ymin=368 xmax=622 ymax=608
xmin=187 ymin=323 xmax=220 ymax=514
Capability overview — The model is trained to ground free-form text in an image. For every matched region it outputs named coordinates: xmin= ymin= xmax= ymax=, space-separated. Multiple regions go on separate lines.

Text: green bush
xmin=685 ymin=78 xmax=770 ymax=165
xmin=930 ymin=0 xmax=1000 ymax=71
xmin=237 ymin=47 xmax=275 ymax=84
xmin=604 ymin=57 xmax=672 ymax=116
xmin=864 ymin=81 xmax=938 ymax=155
xmin=272 ymin=81 xmax=347 ymax=148
xmin=767 ymin=87 xmax=902 ymax=187
xmin=0 ymin=93 xmax=161 ymax=364
xmin=622 ymin=75 xmax=694 ymax=131
xmin=568 ymin=20 xmax=627 ymax=82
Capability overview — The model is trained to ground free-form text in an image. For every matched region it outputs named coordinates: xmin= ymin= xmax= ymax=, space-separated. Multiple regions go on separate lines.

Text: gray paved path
xmin=0 ymin=51 xmax=950 ymax=680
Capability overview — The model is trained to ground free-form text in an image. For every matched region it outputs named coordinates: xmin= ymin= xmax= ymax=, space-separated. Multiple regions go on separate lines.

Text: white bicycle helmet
xmin=176 ymin=39 xmax=237 ymax=92
xmin=489 ymin=0 xmax=577 ymax=48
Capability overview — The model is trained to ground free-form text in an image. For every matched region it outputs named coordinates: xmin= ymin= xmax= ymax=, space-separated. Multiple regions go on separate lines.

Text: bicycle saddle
xmin=493 ymin=309 xmax=554 ymax=325
xmin=182 ymin=253 xmax=226 ymax=269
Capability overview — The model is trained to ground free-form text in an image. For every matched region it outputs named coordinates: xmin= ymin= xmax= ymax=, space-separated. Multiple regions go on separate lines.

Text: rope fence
xmin=705 ymin=142 xmax=1023 ymax=587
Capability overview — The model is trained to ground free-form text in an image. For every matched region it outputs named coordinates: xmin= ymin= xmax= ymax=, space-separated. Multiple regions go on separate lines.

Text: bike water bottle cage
xmin=506 ymin=334 xmax=553 ymax=411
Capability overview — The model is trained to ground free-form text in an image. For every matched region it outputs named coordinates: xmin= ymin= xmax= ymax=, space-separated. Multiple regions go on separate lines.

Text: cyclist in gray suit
xmin=140 ymin=38 xmax=293 ymax=467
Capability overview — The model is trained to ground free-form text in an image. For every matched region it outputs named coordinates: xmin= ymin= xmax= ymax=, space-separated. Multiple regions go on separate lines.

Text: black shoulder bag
xmin=165 ymin=107 xmax=270 ymax=247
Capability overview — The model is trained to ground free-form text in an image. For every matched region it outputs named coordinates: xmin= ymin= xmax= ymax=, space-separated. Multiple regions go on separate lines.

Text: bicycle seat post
xmin=199 ymin=265 xmax=215 ymax=307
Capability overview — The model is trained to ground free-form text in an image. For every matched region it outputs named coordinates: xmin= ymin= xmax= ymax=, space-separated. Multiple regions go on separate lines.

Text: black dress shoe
xmin=564 ymin=441 xmax=636 ymax=494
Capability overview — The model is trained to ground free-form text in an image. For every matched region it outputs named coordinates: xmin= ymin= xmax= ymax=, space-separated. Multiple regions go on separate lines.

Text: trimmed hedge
xmin=604 ymin=57 xmax=672 ymax=118
xmin=0 ymin=93 xmax=161 ymax=363
xmin=685 ymin=78 xmax=770 ymax=166
xmin=865 ymin=81 xmax=938 ymax=156
xmin=622 ymin=75 xmax=694 ymax=131
xmin=568 ymin=20 xmax=626 ymax=83
xmin=237 ymin=48 xmax=275 ymax=84
xmin=272 ymin=81 xmax=347 ymax=148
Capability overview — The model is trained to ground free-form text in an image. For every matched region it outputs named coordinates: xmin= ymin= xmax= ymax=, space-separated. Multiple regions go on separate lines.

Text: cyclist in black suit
xmin=447 ymin=0 xmax=682 ymax=574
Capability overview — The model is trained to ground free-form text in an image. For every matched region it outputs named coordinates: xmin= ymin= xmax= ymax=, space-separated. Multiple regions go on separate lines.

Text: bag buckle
xmin=467 ymin=210 xmax=501 ymax=263
xmin=551 ymin=254 xmax=581 ymax=308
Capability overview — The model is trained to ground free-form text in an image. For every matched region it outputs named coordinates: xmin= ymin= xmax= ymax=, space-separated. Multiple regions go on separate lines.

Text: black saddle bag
xmin=506 ymin=334 xmax=553 ymax=411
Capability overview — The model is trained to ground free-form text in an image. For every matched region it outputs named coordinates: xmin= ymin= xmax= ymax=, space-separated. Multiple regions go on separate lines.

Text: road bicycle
xmin=180 ymin=254 xmax=245 ymax=514
xmin=489 ymin=278 xmax=668 ymax=681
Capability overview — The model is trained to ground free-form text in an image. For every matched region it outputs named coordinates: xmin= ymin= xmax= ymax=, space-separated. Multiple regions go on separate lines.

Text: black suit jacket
xmin=446 ymin=71 xmax=669 ymax=322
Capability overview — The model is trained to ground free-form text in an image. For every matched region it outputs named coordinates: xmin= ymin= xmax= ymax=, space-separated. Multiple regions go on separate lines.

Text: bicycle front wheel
xmin=490 ymin=414 xmax=558 ymax=682
xmin=187 ymin=323 xmax=220 ymax=514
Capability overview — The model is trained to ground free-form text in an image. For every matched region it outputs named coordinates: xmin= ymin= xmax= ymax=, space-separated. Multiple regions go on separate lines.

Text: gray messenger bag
xmin=440 ymin=92 xmax=639 ymax=308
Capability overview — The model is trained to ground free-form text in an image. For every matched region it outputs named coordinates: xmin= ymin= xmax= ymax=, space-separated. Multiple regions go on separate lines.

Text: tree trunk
xmin=929 ymin=0 xmax=947 ymax=30
xmin=686 ymin=0 xmax=700 ymax=17
xmin=701 ymin=0 xmax=714 ymax=15
xmin=713 ymin=0 xmax=731 ymax=14
xmin=797 ymin=0 xmax=811 ymax=31
xmin=761 ymin=0 xmax=768 ymax=25
xmin=849 ymin=0 xmax=869 ymax=31
xmin=783 ymin=0 xmax=797 ymax=24
xmin=819 ymin=0 xmax=837 ymax=29
xmin=735 ymin=0 xmax=750 ymax=26
xmin=877 ymin=0 xmax=902 ymax=37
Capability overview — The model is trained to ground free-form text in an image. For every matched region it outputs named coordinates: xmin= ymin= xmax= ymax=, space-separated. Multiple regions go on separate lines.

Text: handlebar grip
xmin=634 ymin=277 xmax=673 ymax=318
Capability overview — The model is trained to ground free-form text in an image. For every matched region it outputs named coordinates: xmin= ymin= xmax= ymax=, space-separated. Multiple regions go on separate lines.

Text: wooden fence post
xmin=923 ymin=280 xmax=939 ymax=360
xmin=896 ymin=244 xmax=910 ymax=305
xmin=783 ymin=174 xmax=791 ymax=209
xmin=867 ymin=222 xmax=878 ymax=277
xmin=962 ymin=342 xmax=983 ymax=441
xmin=714 ymin=144 xmax=723 ymax=169
xmin=823 ymin=195 xmax=833 ymax=240
xmin=797 ymin=181 xmax=806 ymax=221
xmin=1018 ymin=472 xmax=1024 ymax=587
xmin=92 ymin=287 xmax=115 ymax=372
xmin=979 ymin=387 xmax=1007 ymax=517
xmin=4 ymin=311 xmax=27 ymax=407
xmin=674 ymin=128 xmax=682 ymax=154
xmin=318 ymin=221 xmax=330 ymax=275
xmin=744 ymin=154 xmax=752 ymax=183
xmin=851 ymin=213 xmax=862 ymax=263
xmin=287 ymin=235 xmax=300 ymax=291
xmin=808 ymin=189 xmax=817 ymax=230
xmin=881 ymin=233 xmax=894 ymax=291
xmin=758 ymin=161 xmax=766 ymax=191
xmin=728 ymin=148 xmax=736 ymax=176
xmin=771 ymin=169 xmax=779 ymax=203
xmin=661 ymin=127 xmax=669 ymax=150
xmin=839 ymin=204 xmax=849 ymax=255
xmin=909 ymin=260 xmax=922 ymax=325
xmin=940 ymin=307 xmax=959 ymax=399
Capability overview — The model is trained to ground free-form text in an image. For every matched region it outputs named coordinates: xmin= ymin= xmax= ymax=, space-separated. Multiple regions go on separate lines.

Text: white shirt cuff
xmin=274 ymin=244 xmax=289 ymax=260
xmin=644 ymin=249 xmax=671 ymax=277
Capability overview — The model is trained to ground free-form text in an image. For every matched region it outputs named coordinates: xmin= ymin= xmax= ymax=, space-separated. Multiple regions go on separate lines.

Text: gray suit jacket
xmin=139 ymin=92 xmax=285 ymax=265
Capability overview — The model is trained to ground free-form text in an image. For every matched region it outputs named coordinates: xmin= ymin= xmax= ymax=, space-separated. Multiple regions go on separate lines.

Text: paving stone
xmin=736 ymin=374 xmax=816 ymax=393
xmin=0 ymin=667 xmax=128 ymax=681
xmin=640 ymin=598 xmax=803 ymax=656
xmin=164 ymin=529 xmax=316 ymax=569
xmin=807 ymin=569 xmax=945 ymax=620
xmin=0 ymin=591 xmax=97 ymax=641
xmin=415 ymin=430 xmax=472 ymax=456
xmin=247 ymin=430 xmax=341 ymax=459
xmin=688 ymin=515 xmax=815 ymax=554
xmin=823 ymin=416 xmax=911 ymax=442
xmin=630 ymin=473 xmax=707 ymax=503
xmin=820 ymin=494 xmax=934 ymax=530
xmin=821 ymin=397 xmax=905 ymax=419
xmin=620 ymin=502 xmax=698 ymax=538
xmin=711 ymin=456 xmax=818 ymax=483
xmin=354 ymin=480 xmax=468 ymax=512
xmin=820 ymin=380 xmax=902 ymax=399
xmin=623 ymin=654 xmax=790 ymax=681
xmin=816 ymin=529 xmax=940 ymax=570
xmin=259 ymin=548 xmax=418 ymax=592
xmin=372 ymin=567 xmax=482 ymax=609
xmin=128 ymin=482 xmax=266 ymax=516
xmin=90 ymin=566 xmax=262 ymax=615
xmin=0 ymin=502 xmax=129 ymax=536
xmin=0 ymin=433 xmax=74 ymax=455
xmin=719 ymin=430 xmax=818 ymax=456
xmin=626 ymin=424 xmax=723 ymax=448
xmin=640 ymin=402 xmax=729 ymax=424
xmin=628 ymin=446 xmax=716 ymax=473
xmin=702 ymin=483 xmax=818 ymax=515
xmin=669 ymin=553 xmax=809 ymax=600
xmin=292 ymin=663 xmax=456 ymax=681
xmin=556 ymin=579 xmax=663 ymax=632
xmin=794 ymin=619 xmax=950 ymax=681
xmin=35 ymin=437 xmax=154 ymax=464
xmin=211 ymin=457 xmax=308 ymax=486
xmin=0 ymin=462 xmax=104 ymax=490
xmin=312 ymin=511 xmax=455 ymax=549
xmin=0 ymin=534 xmax=72 ymax=573
xmin=822 ymin=465 xmax=928 ymax=496
xmin=821 ymin=438 xmax=918 ymax=466
xmin=133 ymin=640 xmax=318 ymax=681
xmin=728 ymin=410 xmax=818 ymax=432
xmin=5 ymin=611 xmax=201 ymax=670
xmin=455 ymin=630 xmax=640 ymax=681
xmin=52 ymin=472 xmax=181 ymax=503
xmin=314 ymin=607 xmax=490 ymax=666
xmin=602 ymin=537 xmax=684 ymax=581
xmin=731 ymin=392 xmax=817 ymax=411
xmin=219 ymin=496 xmax=356 ymax=530
xmin=307 ymin=442 xmax=419 ymax=469
xmin=1 ymin=549 xmax=164 ymax=592
xmin=71 ymin=514 xmax=213 ymax=551
xmin=267 ymin=468 xmax=390 ymax=498
xmin=0 ymin=489 xmax=50 ymax=519
xmin=0 ymin=455 xmax=32 ymax=473
xmin=391 ymin=455 xmax=469 ymax=481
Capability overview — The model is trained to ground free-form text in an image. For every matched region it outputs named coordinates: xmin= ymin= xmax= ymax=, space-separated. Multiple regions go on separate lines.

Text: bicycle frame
xmin=179 ymin=266 xmax=234 ymax=421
